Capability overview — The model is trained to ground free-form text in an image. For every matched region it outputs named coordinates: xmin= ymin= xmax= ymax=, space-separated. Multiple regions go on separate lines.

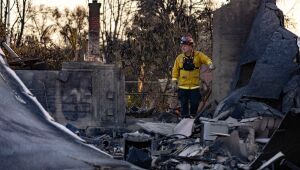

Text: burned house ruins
xmin=0 ymin=0 xmax=300 ymax=169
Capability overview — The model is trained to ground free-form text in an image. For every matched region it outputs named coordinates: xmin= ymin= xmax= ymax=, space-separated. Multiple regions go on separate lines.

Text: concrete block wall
xmin=16 ymin=62 xmax=125 ymax=129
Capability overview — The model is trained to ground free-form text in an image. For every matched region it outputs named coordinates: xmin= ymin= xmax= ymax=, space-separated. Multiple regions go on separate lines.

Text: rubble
xmin=251 ymin=109 xmax=300 ymax=169
xmin=137 ymin=121 xmax=176 ymax=136
xmin=120 ymin=115 xmax=276 ymax=169
xmin=126 ymin=106 xmax=155 ymax=118
xmin=282 ymin=75 xmax=300 ymax=114
xmin=116 ymin=1 xmax=300 ymax=169
xmin=173 ymin=118 xmax=195 ymax=137
xmin=201 ymin=121 xmax=228 ymax=141
xmin=60 ymin=113 xmax=287 ymax=169
xmin=127 ymin=106 xmax=179 ymax=123
xmin=124 ymin=132 xmax=153 ymax=169
xmin=126 ymin=147 xmax=152 ymax=169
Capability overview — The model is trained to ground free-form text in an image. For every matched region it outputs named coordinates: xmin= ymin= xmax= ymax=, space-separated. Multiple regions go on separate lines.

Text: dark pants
xmin=178 ymin=88 xmax=201 ymax=118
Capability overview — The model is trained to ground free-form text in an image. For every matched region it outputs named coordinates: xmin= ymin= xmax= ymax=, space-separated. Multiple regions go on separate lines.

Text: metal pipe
xmin=1 ymin=42 xmax=22 ymax=61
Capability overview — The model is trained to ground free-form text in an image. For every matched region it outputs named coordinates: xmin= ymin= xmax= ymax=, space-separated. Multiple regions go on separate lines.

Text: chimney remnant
xmin=86 ymin=0 xmax=102 ymax=62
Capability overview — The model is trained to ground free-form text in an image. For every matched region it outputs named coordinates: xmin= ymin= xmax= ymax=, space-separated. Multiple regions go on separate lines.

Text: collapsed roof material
xmin=231 ymin=0 xmax=298 ymax=99
xmin=214 ymin=0 xmax=299 ymax=118
xmin=251 ymin=110 xmax=300 ymax=169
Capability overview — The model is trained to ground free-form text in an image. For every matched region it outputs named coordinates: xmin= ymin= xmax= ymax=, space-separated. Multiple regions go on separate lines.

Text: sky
xmin=31 ymin=0 xmax=89 ymax=9
xmin=21 ymin=0 xmax=300 ymax=37
xmin=277 ymin=0 xmax=300 ymax=36
xmin=31 ymin=0 xmax=229 ymax=10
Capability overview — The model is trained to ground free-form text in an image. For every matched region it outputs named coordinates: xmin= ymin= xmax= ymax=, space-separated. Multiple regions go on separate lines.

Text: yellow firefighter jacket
xmin=172 ymin=51 xmax=212 ymax=89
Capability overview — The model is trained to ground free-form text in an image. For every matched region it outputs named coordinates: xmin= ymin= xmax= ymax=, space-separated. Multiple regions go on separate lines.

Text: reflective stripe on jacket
xmin=172 ymin=51 xmax=212 ymax=89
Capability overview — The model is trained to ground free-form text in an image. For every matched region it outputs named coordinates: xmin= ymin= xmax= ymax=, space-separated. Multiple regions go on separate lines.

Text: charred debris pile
xmin=66 ymin=0 xmax=300 ymax=169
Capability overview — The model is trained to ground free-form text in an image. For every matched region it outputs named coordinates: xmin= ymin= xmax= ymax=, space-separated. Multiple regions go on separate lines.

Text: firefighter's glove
xmin=171 ymin=80 xmax=178 ymax=92
xmin=208 ymin=64 xmax=216 ymax=71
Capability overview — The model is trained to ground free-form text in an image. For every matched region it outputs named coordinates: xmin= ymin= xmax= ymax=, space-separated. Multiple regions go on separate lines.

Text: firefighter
xmin=171 ymin=34 xmax=215 ymax=118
